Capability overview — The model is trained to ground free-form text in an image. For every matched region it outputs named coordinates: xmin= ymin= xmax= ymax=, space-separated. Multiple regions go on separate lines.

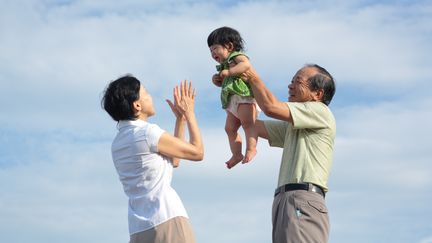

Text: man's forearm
xmin=248 ymin=70 xmax=279 ymax=112
xmin=247 ymin=68 xmax=293 ymax=123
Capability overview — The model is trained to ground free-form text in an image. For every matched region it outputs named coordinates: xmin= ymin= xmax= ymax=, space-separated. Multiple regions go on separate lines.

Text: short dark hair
xmin=306 ymin=64 xmax=336 ymax=106
xmin=207 ymin=26 xmax=244 ymax=52
xmin=101 ymin=75 xmax=141 ymax=121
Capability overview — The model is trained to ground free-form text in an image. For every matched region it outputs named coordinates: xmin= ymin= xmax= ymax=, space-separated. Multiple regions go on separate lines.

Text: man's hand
xmin=241 ymin=66 xmax=259 ymax=83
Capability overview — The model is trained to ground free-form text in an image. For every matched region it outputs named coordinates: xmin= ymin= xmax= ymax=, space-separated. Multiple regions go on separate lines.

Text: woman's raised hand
xmin=173 ymin=80 xmax=196 ymax=119
xmin=160 ymin=80 xmax=203 ymax=163
xmin=166 ymin=80 xmax=196 ymax=120
xmin=166 ymin=96 xmax=184 ymax=120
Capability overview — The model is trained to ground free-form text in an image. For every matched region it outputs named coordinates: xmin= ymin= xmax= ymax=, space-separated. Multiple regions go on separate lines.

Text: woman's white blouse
xmin=111 ymin=119 xmax=188 ymax=235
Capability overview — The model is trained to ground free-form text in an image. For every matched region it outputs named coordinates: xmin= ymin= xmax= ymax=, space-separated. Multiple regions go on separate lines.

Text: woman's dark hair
xmin=207 ymin=26 xmax=244 ymax=52
xmin=101 ymin=75 xmax=141 ymax=121
xmin=306 ymin=64 xmax=336 ymax=106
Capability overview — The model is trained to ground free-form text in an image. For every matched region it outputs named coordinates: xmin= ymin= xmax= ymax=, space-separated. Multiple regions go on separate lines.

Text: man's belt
xmin=274 ymin=183 xmax=325 ymax=198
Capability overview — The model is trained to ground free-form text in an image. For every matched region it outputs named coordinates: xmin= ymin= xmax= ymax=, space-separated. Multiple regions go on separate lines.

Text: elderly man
xmin=230 ymin=64 xmax=336 ymax=243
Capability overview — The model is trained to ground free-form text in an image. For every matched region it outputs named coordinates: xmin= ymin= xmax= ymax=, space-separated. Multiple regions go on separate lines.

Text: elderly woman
xmin=102 ymin=76 xmax=203 ymax=243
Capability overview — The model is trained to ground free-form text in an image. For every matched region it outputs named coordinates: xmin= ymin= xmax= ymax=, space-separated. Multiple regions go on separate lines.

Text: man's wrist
xmin=248 ymin=72 xmax=260 ymax=84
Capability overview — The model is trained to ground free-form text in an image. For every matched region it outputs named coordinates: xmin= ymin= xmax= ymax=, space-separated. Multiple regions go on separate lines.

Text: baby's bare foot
xmin=225 ymin=154 xmax=244 ymax=169
xmin=242 ymin=149 xmax=257 ymax=164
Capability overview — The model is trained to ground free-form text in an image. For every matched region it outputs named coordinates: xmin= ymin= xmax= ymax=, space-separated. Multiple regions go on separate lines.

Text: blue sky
xmin=1 ymin=0 xmax=431 ymax=242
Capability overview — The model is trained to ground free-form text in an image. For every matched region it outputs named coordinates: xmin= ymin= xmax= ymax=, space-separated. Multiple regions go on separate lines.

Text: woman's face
xmin=137 ymin=85 xmax=155 ymax=118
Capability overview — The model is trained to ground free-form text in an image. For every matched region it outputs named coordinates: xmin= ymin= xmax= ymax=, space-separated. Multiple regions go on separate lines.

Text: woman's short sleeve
xmin=146 ymin=124 xmax=165 ymax=153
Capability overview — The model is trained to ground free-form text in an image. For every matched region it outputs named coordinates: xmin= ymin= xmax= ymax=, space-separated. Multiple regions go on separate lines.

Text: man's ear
xmin=313 ymin=89 xmax=324 ymax=102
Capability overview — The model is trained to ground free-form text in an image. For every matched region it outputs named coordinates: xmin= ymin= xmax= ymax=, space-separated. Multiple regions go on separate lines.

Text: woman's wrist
xmin=184 ymin=111 xmax=196 ymax=122
xmin=176 ymin=116 xmax=186 ymax=123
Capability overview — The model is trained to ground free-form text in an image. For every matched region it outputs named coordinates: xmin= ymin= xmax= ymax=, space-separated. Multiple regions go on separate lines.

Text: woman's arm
xmin=172 ymin=117 xmax=185 ymax=167
xmin=166 ymin=97 xmax=186 ymax=167
xmin=158 ymin=81 xmax=204 ymax=163
xmin=158 ymin=131 xmax=203 ymax=161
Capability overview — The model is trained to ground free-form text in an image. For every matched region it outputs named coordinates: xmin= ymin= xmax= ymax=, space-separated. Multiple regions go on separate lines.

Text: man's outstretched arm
xmin=243 ymin=67 xmax=293 ymax=123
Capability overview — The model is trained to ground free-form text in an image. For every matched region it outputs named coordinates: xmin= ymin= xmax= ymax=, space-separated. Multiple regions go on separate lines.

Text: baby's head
xmin=207 ymin=26 xmax=244 ymax=51
xmin=207 ymin=26 xmax=244 ymax=63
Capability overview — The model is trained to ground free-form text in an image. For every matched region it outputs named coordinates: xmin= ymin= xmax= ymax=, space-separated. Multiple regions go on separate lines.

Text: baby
xmin=207 ymin=26 xmax=260 ymax=169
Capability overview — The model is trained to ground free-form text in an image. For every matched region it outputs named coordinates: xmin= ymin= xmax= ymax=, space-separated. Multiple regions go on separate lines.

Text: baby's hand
xmin=212 ymin=74 xmax=223 ymax=87
xmin=219 ymin=69 xmax=229 ymax=79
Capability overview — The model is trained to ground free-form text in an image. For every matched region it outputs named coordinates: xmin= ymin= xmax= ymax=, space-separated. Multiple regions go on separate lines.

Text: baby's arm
xmin=220 ymin=55 xmax=251 ymax=78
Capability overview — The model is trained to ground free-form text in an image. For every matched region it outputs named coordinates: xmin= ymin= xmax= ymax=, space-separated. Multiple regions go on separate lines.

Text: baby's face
xmin=209 ymin=44 xmax=230 ymax=64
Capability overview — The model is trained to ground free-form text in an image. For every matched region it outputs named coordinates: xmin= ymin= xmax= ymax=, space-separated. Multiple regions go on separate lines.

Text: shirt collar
xmin=118 ymin=119 xmax=147 ymax=129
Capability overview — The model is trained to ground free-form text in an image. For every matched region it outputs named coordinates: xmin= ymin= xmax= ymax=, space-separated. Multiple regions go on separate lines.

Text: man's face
xmin=288 ymin=67 xmax=319 ymax=102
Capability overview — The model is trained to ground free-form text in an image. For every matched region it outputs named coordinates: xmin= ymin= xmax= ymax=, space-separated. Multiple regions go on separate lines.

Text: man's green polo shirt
xmin=264 ymin=102 xmax=336 ymax=192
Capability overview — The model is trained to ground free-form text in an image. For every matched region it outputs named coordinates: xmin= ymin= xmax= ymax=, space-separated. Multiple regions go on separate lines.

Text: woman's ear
xmin=133 ymin=100 xmax=141 ymax=113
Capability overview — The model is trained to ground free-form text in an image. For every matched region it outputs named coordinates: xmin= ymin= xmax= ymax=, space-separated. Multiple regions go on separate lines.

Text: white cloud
xmin=1 ymin=0 xmax=432 ymax=242
xmin=2 ymin=104 xmax=431 ymax=242
xmin=1 ymin=1 xmax=430 ymax=132
xmin=327 ymin=96 xmax=432 ymax=242
xmin=0 ymin=127 xmax=280 ymax=243
xmin=0 ymin=137 xmax=128 ymax=242
xmin=420 ymin=236 xmax=432 ymax=243
xmin=333 ymin=96 xmax=432 ymax=191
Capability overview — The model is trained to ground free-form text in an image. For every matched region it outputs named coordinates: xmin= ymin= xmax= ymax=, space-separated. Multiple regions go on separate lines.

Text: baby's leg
xmin=237 ymin=103 xmax=258 ymax=163
xmin=225 ymin=111 xmax=243 ymax=169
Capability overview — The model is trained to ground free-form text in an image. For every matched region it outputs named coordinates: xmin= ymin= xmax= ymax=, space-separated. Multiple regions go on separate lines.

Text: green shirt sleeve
xmin=263 ymin=120 xmax=288 ymax=148
xmin=287 ymin=102 xmax=335 ymax=130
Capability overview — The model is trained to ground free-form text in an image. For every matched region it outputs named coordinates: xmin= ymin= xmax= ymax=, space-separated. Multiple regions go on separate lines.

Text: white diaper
xmin=225 ymin=94 xmax=261 ymax=119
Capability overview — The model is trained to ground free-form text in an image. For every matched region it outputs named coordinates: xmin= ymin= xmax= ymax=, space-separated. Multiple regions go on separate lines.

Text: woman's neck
xmin=136 ymin=113 xmax=148 ymax=121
